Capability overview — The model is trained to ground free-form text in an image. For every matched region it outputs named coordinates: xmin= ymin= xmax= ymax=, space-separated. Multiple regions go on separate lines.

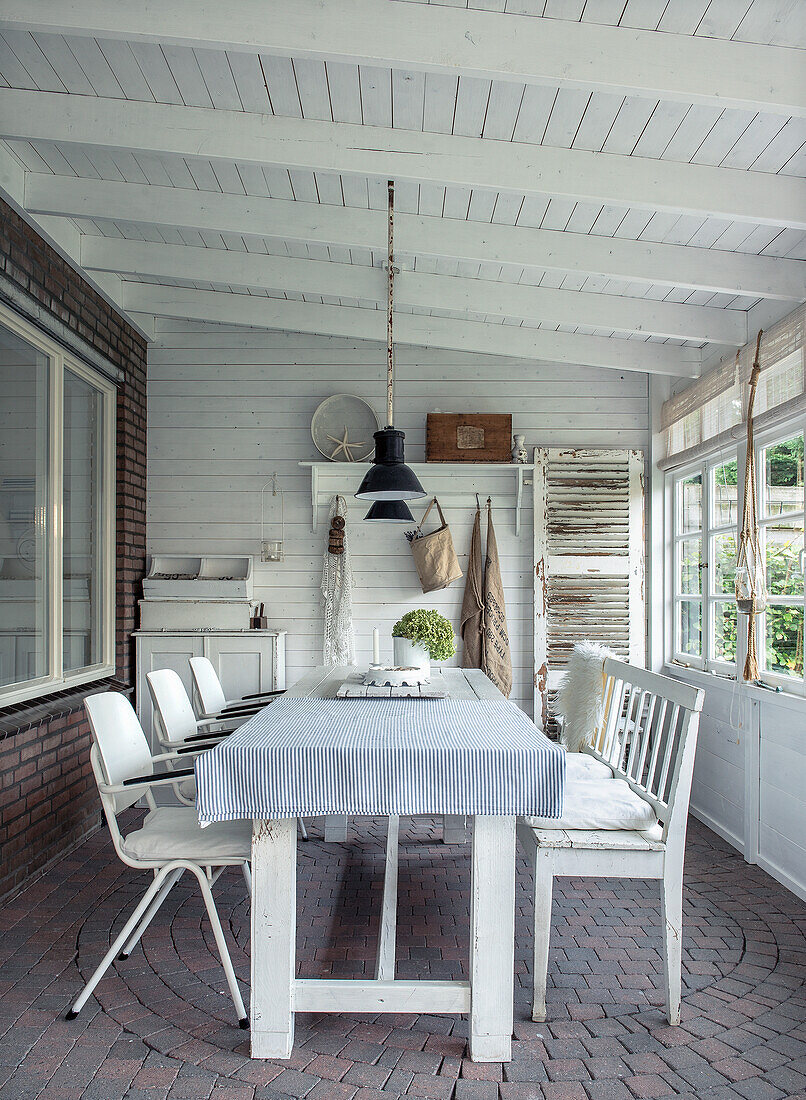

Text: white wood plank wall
xmin=672 ymin=667 xmax=806 ymax=903
xmin=147 ymin=320 xmax=649 ymax=716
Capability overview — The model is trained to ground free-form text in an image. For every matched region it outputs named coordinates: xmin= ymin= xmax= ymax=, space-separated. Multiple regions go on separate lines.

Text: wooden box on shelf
xmin=426 ymin=413 xmax=512 ymax=462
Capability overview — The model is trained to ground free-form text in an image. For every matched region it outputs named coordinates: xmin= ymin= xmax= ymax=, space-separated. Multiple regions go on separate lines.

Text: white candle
xmin=372 ymin=627 xmax=381 ymax=665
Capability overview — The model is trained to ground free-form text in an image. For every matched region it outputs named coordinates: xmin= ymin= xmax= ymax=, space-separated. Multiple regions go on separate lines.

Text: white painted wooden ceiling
xmin=0 ymin=0 xmax=804 ymax=375
xmin=410 ymin=0 xmax=806 ymax=46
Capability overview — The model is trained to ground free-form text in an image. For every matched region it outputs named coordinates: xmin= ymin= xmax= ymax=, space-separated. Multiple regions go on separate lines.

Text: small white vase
xmin=393 ymin=636 xmax=431 ymax=678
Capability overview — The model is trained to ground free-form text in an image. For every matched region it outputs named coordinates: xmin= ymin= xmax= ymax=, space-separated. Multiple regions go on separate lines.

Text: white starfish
xmin=327 ymin=426 xmax=366 ymax=461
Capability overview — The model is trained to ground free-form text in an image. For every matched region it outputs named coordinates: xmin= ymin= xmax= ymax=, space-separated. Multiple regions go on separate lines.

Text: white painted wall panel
xmin=147 ymin=322 xmax=649 ymax=716
xmin=757 ymin=693 xmax=806 ymax=901
xmin=674 ymin=673 xmax=747 ymax=849
xmin=670 ymin=665 xmax=806 ymax=902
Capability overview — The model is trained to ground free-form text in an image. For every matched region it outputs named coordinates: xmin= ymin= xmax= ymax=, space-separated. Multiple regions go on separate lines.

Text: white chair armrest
xmin=99 ymin=768 xmax=196 ymax=794
xmin=197 ymin=716 xmax=239 ymax=730
xmin=150 ymin=748 xmax=211 ymax=764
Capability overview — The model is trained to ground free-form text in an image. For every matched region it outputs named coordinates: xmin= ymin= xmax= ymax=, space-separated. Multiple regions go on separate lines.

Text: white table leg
xmin=251 ymin=818 xmax=297 ymax=1057
xmin=324 ymin=814 xmax=348 ymax=842
xmin=469 ymin=816 xmax=515 ymax=1062
xmin=442 ymin=814 xmax=468 ymax=844
xmin=375 ymin=815 xmax=399 ymax=981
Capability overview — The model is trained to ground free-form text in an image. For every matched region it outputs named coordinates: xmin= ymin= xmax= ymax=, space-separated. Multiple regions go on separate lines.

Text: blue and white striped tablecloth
xmin=195 ymin=696 xmax=565 ymax=823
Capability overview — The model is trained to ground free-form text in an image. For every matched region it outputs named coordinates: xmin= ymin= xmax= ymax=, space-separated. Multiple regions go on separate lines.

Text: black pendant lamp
xmin=363 ymin=499 xmax=414 ymax=523
xmin=356 ymin=180 xmax=427 ymax=506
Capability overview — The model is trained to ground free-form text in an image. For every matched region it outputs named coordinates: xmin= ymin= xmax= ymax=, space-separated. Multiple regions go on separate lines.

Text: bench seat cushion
xmin=564 ymin=753 xmax=613 ymax=781
xmin=525 ymin=776 xmax=657 ymax=832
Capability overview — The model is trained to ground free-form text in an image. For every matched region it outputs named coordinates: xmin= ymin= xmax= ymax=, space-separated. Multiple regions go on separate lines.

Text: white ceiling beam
xmin=123 ymin=281 xmax=700 ymax=377
xmin=82 ymin=235 xmax=746 ymax=345
xmin=6 ymin=91 xmax=804 ymax=228
xmin=0 ymin=143 xmax=152 ymax=340
xmin=27 ymin=175 xmax=806 ymax=303
xmin=1 ymin=0 xmax=802 ymax=118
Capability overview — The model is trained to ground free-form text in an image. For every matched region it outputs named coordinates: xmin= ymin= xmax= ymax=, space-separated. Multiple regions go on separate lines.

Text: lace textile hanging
xmin=321 ymin=495 xmax=355 ymax=665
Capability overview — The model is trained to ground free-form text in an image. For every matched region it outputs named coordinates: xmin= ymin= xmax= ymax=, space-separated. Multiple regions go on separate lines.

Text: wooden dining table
xmin=195 ymin=664 xmax=565 ymax=1062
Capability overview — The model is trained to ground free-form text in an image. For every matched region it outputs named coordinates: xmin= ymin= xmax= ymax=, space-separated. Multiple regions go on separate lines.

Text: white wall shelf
xmin=299 ymin=462 xmax=534 ymax=536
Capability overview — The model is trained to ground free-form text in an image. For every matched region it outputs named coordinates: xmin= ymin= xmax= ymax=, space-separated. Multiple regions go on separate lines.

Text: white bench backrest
xmin=586 ymin=659 xmax=704 ymax=843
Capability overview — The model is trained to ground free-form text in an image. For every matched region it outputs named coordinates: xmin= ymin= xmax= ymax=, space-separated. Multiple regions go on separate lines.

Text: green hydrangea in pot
xmin=392 ymin=609 xmax=456 ymax=676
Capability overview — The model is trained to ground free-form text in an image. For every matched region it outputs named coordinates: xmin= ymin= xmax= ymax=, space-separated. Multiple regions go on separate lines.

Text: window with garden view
xmin=673 ymin=456 xmax=738 ymax=670
xmin=758 ymin=430 xmax=804 ymax=686
xmin=0 ymin=304 xmax=116 ymax=706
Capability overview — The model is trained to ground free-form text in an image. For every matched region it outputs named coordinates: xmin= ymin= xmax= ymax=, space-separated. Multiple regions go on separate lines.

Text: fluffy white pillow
xmin=554 ymin=641 xmax=615 ymax=752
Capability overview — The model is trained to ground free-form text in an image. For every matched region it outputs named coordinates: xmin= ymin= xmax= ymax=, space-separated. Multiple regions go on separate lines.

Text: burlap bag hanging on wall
xmin=409 ymin=498 xmax=463 ymax=593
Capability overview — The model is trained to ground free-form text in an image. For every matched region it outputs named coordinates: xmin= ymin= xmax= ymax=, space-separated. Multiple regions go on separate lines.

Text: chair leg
xmin=661 ymin=864 xmax=684 ymax=1025
xmin=67 ymin=868 xmax=170 ymax=1018
xmin=119 ymin=868 xmax=185 ymax=959
xmin=190 ymin=866 xmax=248 ymax=1028
xmin=298 ymin=817 xmax=308 ymax=841
xmin=242 ymin=862 xmax=252 ymax=896
xmin=532 ymin=852 xmax=554 ymax=1023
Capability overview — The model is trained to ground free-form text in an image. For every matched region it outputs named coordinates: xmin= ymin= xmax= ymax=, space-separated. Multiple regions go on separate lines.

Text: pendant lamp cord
xmin=386 ymin=179 xmax=395 ymax=428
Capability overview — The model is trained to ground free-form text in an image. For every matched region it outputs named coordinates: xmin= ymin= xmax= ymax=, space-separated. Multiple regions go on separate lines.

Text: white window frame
xmin=669 ymin=452 xmax=739 ymax=675
xmin=755 ymin=415 xmax=806 ymax=697
xmin=0 ymin=301 xmax=116 ymax=707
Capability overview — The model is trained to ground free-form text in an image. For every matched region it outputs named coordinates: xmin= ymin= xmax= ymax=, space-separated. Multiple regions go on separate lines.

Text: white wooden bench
xmin=517 ymin=658 xmax=704 ymax=1025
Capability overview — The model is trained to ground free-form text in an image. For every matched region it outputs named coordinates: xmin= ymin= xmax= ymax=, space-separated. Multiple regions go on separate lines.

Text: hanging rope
xmin=736 ymin=329 xmax=765 ymax=681
xmin=386 ymin=179 xmax=395 ymax=428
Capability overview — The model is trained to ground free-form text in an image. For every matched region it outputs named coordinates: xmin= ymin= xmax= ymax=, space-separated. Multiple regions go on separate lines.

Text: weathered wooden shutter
xmin=533 ymin=448 xmax=645 ymax=729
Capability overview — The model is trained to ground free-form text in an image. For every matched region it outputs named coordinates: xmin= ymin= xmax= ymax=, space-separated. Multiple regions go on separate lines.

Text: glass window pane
xmin=63 ymin=368 xmax=105 ymax=672
xmin=765 ymin=605 xmax=804 ymax=678
xmin=712 ymin=532 xmax=737 ymax=595
xmin=764 ymin=433 xmax=804 ymax=518
xmin=678 ymin=538 xmax=702 ymax=595
xmin=765 ymin=523 xmax=804 ymax=597
xmin=713 ymin=602 xmax=737 ymax=664
xmin=678 ymin=601 xmax=702 ymax=657
xmin=711 ymin=458 xmax=738 ymax=527
xmin=0 ymin=326 xmax=50 ymax=690
xmin=678 ymin=473 xmax=702 ymax=533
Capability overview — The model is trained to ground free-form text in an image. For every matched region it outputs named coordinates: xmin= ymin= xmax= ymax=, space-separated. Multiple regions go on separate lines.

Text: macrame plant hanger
xmin=735 ymin=329 xmax=766 ymax=681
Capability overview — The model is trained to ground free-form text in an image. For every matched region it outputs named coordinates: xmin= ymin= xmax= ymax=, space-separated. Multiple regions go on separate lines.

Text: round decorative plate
xmin=311 ymin=394 xmax=380 ymax=462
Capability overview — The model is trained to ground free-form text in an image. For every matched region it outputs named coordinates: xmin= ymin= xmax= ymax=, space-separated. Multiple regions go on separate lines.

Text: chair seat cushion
xmin=122 ymin=807 xmax=251 ymax=862
xmin=564 ymin=753 xmax=613 ymax=781
xmin=179 ymin=777 xmax=197 ymax=800
xmin=525 ymin=776 xmax=657 ymax=831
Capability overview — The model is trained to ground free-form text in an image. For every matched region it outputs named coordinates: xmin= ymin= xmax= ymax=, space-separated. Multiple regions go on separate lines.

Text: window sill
xmin=664 ymin=662 xmax=806 ymax=713
xmin=0 ymin=678 xmax=132 ymax=739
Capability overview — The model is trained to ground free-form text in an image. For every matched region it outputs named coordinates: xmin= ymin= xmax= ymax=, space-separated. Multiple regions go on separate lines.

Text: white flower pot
xmin=393 ymin=636 xmax=431 ymax=678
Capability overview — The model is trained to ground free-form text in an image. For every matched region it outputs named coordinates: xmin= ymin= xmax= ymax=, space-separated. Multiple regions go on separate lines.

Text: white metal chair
xmin=146 ymin=668 xmax=240 ymax=807
xmin=189 ymin=655 xmax=284 ymax=721
xmin=67 ymin=692 xmax=252 ymax=1028
xmin=517 ymin=659 xmax=704 ymax=1026
xmin=146 ymin=667 xmax=238 ymax=752
xmin=187 ymin=657 xmax=308 ymax=839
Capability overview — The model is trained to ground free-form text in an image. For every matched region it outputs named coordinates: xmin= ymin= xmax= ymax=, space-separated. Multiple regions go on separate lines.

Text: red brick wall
xmin=0 ymin=199 xmax=147 ymax=899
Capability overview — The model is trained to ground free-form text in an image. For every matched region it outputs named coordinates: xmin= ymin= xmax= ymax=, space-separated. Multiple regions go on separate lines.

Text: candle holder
xmin=364 ymin=664 xmax=430 ymax=687
xmin=260 ymin=474 xmax=285 ymax=563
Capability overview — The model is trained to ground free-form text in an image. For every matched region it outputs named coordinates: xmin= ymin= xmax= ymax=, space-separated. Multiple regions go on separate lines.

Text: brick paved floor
xmin=1 ymin=815 xmax=805 ymax=1100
